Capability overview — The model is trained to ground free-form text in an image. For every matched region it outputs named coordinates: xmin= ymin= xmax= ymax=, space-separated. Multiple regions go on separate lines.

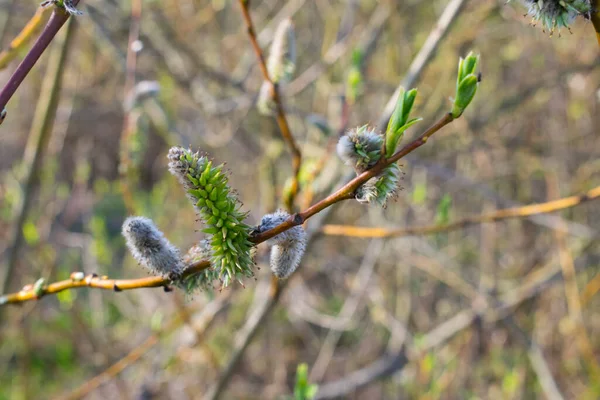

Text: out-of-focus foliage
xmin=0 ymin=0 xmax=599 ymax=399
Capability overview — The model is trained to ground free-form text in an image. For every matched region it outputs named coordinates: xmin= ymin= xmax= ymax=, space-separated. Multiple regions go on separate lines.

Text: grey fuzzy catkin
xmin=267 ymin=18 xmax=296 ymax=84
xmin=122 ymin=216 xmax=184 ymax=279
xmin=336 ymin=126 xmax=383 ymax=173
xmin=258 ymin=210 xmax=307 ymax=279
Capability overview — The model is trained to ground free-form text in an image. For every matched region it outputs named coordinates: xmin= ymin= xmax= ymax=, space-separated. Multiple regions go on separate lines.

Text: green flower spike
xmin=451 ymin=52 xmax=480 ymax=119
xmin=385 ymin=87 xmax=422 ymax=157
xmin=168 ymin=147 xmax=254 ymax=288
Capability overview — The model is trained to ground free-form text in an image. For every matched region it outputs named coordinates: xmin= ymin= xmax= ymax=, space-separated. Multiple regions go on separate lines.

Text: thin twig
xmin=252 ymin=113 xmax=455 ymax=244
xmin=1 ymin=260 xmax=209 ymax=305
xmin=320 ymin=184 xmax=600 ymax=238
xmin=58 ymin=298 xmax=226 ymax=400
xmin=0 ymin=7 xmax=50 ymax=70
xmin=237 ymin=0 xmax=302 ymax=211
xmin=0 ymin=1 xmax=81 ymax=112
xmin=205 ymin=275 xmax=284 ymax=400
xmin=1 ymin=17 xmax=76 ymax=295
xmin=309 ymin=240 xmax=384 ymax=382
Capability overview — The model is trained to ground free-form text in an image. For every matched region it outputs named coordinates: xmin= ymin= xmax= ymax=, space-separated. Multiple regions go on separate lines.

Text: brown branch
xmin=321 ymin=184 xmax=600 ymax=238
xmin=251 ymin=113 xmax=455 ymax=243
xmin=1 ymin=107 xmax=454 ymax=306
xmin=0 ymin=260 xmax=210 ymax=305
xmin=0 ymin=1 xmax=81 ymax=113
xmin=237 ymin=0 xmax=302 ymax=211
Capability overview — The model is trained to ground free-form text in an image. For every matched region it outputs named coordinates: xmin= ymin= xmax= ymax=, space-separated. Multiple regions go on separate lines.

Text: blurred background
xmin=0 ymin=0 xmax=599 ymax=398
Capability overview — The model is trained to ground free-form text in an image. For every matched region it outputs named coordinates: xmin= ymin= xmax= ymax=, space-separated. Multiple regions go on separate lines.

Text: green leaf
xmin=451 ymin=74 xmax=478 ymax=118
xmin=386 ymin=88 xmax=420 ymax=157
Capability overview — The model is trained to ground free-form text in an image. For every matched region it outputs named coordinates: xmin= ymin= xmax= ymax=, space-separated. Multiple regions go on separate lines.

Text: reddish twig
xmin=0 ymin=1 xmax=81 ymax=113
xmin=237 ymin=0 xmax=302 ymax=211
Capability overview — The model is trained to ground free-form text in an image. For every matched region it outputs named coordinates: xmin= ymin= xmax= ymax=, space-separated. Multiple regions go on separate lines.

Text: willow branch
xmin=0 ymin=1 xmax=81 ymax=113
xmin=1 ymin=108 xmax=455 ymax=306
xmin=252 ymin=113 xmax=455 ymax=243
xmin=321 ymin=184 xmax=600 ymax=238
xmin=0 ymin=260 xmax=209 ymax=306
xmin=0 ymin=7 xmax=50 ymax=70
xmin=237 ymin=0 xmax=302 ymax=211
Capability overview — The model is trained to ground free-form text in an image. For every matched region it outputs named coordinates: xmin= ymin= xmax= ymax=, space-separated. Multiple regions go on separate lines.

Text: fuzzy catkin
xmin=356 ymin=164 xmax=401 ymax=206
xmin=267 ymin=18 xmax=296 ymax=84
xmin=518 ymin=0 xmax=590 ymax=30
xmin=336 ymin=125 xmax=383 ymax=173
xmin=122 ymin=216 xmax=184 ymax=279
xmin=168 ymin=146 xmax=254 ymax=288
xmin=337 ymin=126 xmax=401 ymax=206
xmin=177 ymin=240 xmax=220 ymax=293
xmin=258 ymin=210 xmax=307 ymax=279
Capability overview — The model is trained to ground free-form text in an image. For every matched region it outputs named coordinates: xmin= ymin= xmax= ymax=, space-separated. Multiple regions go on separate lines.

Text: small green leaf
xmin=385 ymin=88 xmax=420 ymax=157
xmin=451 ymin=74 xmax=478 ymax=118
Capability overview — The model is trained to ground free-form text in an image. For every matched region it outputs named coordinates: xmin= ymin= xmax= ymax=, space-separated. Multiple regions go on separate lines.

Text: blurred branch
xmin=314 ymin=235 xmax=599 ymax=398
xmin=0 ymin=7 xmax=50 ymax=70
xmin=377 ymin=0 xmax=467 ymax=130
xmin=118 ymin=0 xmax=142 ymax=213
xmin=1 ymin=17 xmax=76 ymax=295
xmin=205 ymin=276 xmax=284 ymax=400
xmin=503 ymin=319 xmax=565 ymax=400
xmin=581 ymin=272 xmax=600 ymax=306
xmin=237 ymin=0 xmax=302 ymax=211
xmin=321 ymin=184 xmax=600 ymax=238
xmin=309 ymin=240 xmax=384 ymax=382
xmin=547 ymin=175 xmax=600 ymax=380
xmin=0 ymin=1 xmax=81 ymax=114
xmin=59 ymin=298 xmax=226 ymax=400
xmin=286 ymin=2 xmax=390 ymax=96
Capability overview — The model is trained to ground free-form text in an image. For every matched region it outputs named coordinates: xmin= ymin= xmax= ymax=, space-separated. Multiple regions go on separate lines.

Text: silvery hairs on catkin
xmin=258 ymin=210 xmax=307 ymax=279
xmin=122 ymin=216 xmax=184 ymax=279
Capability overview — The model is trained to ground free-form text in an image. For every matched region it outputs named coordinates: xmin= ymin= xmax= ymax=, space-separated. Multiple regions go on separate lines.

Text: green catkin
xmin=167 ymin=147 xmax=254 ymax=288
xmin=355 ymin=163 xmax=401 ymax=207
